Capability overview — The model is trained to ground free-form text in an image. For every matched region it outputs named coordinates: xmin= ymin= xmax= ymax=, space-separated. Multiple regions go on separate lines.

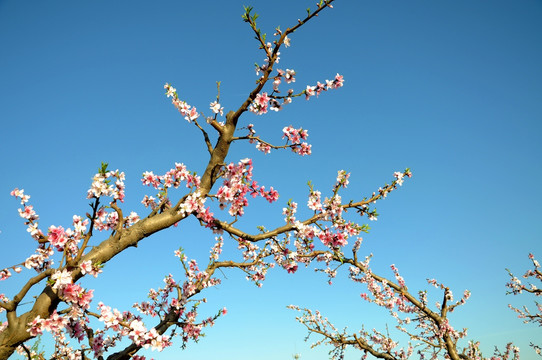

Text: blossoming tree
xmin=0 ymin=1 xmax=539 ymax=360
xmin=287 ymin=253 xmax=541 ymax=360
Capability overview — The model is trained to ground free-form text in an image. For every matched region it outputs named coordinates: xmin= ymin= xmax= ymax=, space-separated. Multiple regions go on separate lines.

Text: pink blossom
xmin=129 ymin=319 xmax=147 ymax=344
xmin=91 ymin=333 xmax=105 ymax=357
xmin=179 ymin=192 xmax=206 ymax=215
xmin=283 ymin=36 xmax=291 ymax=47
xmin=0 ymin=269 xmax=11 ymax=281
xmin=126 ymin=211 xmax=140 ymax=226
xmin=333 ymin=73 xmax=344 ymax=88
xmin=142 ymin=171 xmax=161 ymax=188
xmin=305 ymin=85 xmax=316 ymax=99
xmin=284 ymin=69 xmax=296 ymax=83
xmin=164 ymin=83 xmax=176 ymax=97
xmin=28 ymin=310 xmax=67 ymax=338
xmin=87 ymin=170 xmax=125 ymax=201
xmin=315 ymin=81 xmax=326 ymax=96
xmin=61 ymin=284 xmax=93 ymax=310
xmin=210 ymin=101 xmax=223 ymax=116
xmin=273 ymin=77 xmax=281 ymax=91
xmin=294 ymin=142 xmax=311 ymax=156
xmin=256 ymin=142 xmax=271 ymax=154
xmin=27 ymin=315 xmax=44 ymax=336
xmin=79 ymin=260 xmax=102 ymax=278
xmin=318 ymin=229 xmax=348 ymax=248
xmin=197 ymin=207 xmax=215 ymax=224
xmin=336 ymin=170 xmax=350 ymax=188
xmin=48 ymin=225 xmax=68 ymax=251
xmin=185 ymin=107 xmax=200 ymax=122
xmin=11 ymin=188 xmax=30 ymax=204
xmin=284 ymin=261 xmax=298 ymax=274
xmin=249 ymin=93 xmax=270 ymax=115
xmin=262 ymin=187 xmax=279 ymax=203
xmin=18 ymin=205 xmax=37 ymax=220
xmin=26 ymin=222 xmax=40 ymax=238
xmin=269 ymin=98 xmax=282 ymax=111
xmin=51 ymin=269 xmax=72 ymax=290
xmin=98 ymin=302 xmax=123 ymax=330
xmin=141 ymin=195 xmax=157 ymax=209
xmin=308 ymin=191 xmax=322 ymax=211
xmin=394 ymin=171 xmax=405 ymax=186
xmin=72 ymin=215 xmax=88 ymax=234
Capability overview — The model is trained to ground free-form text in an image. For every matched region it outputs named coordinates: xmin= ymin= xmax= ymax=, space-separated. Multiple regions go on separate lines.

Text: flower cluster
xmin=305 ymin=73 xmax=344 ymax=100
xmin=141 ymin=163 xmax=196 ymax=191
xmin=288 ymin=304 xmax=414 ymax=360
xmin=141 ymin=163 xmax=205 ymax=217
xmin=93 ymin=208 xmax=139 ymax=231
xmin=249 ymin=92 xmax=270 ymax=115
xmin=209 ymin=237 xmax=223 ymax=262
xmin=97 ymin=302 xmax=127 ymax=331
xmin=11 ymin=188 xmax=43 ymax=241
xmin=282 ymin=126 xmax=311 ymax=156
xmin=80 ymin=260 xmax=103 ymax=278
xmin=317 ymin=228 xmax=348 ymax=248
xmin=282 ymin=200 xmax=298 ymax=224
xmin=335 ymin=170 xmax=350 ymax=188
xmin=48 ymin=226 xmax=68 ymax=252
xmin=87 ymin=169 xmax=126 ymax=202
xmin=350 ymin=263 xmax=415 ymax=314
xmin=506 ymin=253 xmax=542 ymax=355
xmin=44 ymin=214 xmax=93 ymax=254
xmin=11 ymin=188 xmax=30 ymax=204
xmin=27 ymin=310 xmax=68 ymax=337
xmin=248 ymin=73 xmax=345 ymax=114
xmin=178 ymin=192 xmax=206 ymax=216
xmin=273 ymin=68 xmax=296 ymax=91
xmin=178 ymin=255 xmax=222 ymax=298
xmin=209 ymin=101 xmax=223 ymax=116
xmin=244 ymin=123 xmax=312 ymax=156
xmin=125 ymin=249 xmax=227 ymax=348
xmin=307 ymin=190 xmax=322 ymax=211
xmin=256 ymin=141 xmax=272 ymax=154
xmin=280 ymin=171 xmax=370 ymax=255
xmin=23 ymin=246 xmax=54 ymax=272
xmin=244 ymin=124 xmax=269 ymax=154
xmin=165 ymin=83 xmax=199 ymax=122
xmin=237 ymin=239 xmax=275 ymax=287
xmin=506 ymin=253 xmax=541 ymax=296
xmin=61 ymin=283 xmax=94 ymax=311
xmin=128 ymin=319 xmax=171 ymax=352
xmin=216 ymin=158 xmax=279 ymax=216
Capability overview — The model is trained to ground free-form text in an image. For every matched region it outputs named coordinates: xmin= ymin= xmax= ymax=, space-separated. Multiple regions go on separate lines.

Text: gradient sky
xmin=1 ymin=0 xmax=541 ymax=359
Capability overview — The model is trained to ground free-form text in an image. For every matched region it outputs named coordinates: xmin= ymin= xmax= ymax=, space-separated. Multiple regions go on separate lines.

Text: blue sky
xmin=1 ymin=0 xmax=541 ymax=359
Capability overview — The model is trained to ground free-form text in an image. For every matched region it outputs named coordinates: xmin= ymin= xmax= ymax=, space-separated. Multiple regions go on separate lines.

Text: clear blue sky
xmin=1 ymin=0 xmax=541 ymax=359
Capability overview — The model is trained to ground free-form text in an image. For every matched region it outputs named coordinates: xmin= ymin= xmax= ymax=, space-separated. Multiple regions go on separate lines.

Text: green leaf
xmin=242 ymin=6 xmax=253 ymax=21
xmin=99 ymin=162 xmax=109 ymax=175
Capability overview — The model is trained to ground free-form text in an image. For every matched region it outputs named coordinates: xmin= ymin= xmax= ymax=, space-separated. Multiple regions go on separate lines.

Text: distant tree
xmin=288 ymin=252 xmax=540 ymax=360
xmin=0 ymin=1 xmax=538 ymax=360
xmin=506 ymin=254 xmax=542 ymax=356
